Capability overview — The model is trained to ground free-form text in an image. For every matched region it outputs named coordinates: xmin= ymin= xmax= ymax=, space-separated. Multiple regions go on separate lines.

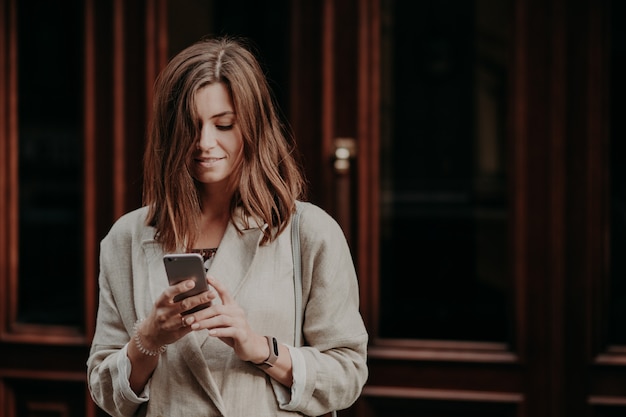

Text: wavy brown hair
xmin=143 ymin=36 xmax=306 ymax=252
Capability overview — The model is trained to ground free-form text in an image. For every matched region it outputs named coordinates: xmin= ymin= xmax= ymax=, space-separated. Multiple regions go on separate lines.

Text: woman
xmin=87 ymin=36 xmax=368 ymax=417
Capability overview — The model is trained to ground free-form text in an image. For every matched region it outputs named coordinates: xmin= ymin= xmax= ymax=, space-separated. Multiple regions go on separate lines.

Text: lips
xmin=195 ymin=156 xmax=225 ymax=167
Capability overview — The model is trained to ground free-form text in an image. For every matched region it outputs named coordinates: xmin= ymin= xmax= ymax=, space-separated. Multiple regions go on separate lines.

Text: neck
xmin=198 ymin=182 xmax=233 ymax=217
xmin=193 ymin=186 xmax=232 ymax=249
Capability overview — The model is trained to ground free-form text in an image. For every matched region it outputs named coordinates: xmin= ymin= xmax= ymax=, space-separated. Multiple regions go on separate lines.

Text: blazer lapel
xmin=178 ymin=332 xmax=228 ymax=414
xmin=208 ymin=217 xmax=264 ymax=299
xmin=138 ymin=212 xmax=264 ymax=415
xmin=140 ymin=235 xmax=228 ymax=413
xmin=176 ymin=217 xmax=263 ymax=414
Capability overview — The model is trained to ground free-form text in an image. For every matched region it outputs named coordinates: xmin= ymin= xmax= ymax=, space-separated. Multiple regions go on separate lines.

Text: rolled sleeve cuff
xmin=272 ymin=345 xmax=306 ymax=410
xmin=116 ymin=344 xmax=150 ymax=404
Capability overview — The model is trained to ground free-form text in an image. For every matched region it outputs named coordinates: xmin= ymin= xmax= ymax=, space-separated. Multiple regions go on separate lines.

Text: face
xmin=190 ymin=82 xmax=243 ymax=188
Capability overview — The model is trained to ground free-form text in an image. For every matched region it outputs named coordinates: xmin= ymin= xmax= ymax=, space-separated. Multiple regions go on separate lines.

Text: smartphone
xmin=163 ymin=253 xmax=211 ymax=314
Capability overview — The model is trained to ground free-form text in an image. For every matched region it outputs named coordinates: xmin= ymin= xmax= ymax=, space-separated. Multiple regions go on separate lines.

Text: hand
xmin=140 ymin=278 xmax=217 ymax=348
xmin=192 ymin=276 xmax=269 ymax=364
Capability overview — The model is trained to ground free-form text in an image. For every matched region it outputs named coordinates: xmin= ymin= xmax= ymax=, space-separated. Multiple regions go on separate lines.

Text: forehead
xmin=194 ymin=83 xmax=234 ymax=117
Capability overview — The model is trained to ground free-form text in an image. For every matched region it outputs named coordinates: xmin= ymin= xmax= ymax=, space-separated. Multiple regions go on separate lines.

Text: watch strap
xmin=257 ymin=336 xmax=279 ymax=369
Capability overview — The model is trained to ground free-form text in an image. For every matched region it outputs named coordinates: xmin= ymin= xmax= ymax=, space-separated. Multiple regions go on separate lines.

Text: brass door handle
xmin=333 ymin=137 xmax=357 ymax=175
xmin=332 ymin=138 xmax=357 ymax=243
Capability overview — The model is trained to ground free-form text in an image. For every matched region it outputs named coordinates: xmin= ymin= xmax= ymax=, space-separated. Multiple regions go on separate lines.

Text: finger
xmin=207 ymin=276 xmax=234 ymax=305
xmin=181 ymin=314 xmax=195 ymax=328
xmin=153 ymin=280 xmax=194 ymax=309
xmin=178 ymin=292 xmax=214 ymax=315
xmin=166 ymin=279 xmax=196 ymax=302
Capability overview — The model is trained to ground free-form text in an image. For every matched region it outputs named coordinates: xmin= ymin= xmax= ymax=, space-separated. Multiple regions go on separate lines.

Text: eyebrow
xmin=211 ymin=111 xmax=235 ymax=119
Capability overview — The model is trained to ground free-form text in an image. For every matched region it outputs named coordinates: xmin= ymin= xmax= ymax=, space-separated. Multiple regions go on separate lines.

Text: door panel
xmin=345 ymin=0 xmax=524 ymax=414
xmin=377 ymin=0 xmax=512 ymax=343
xmin=16 ymin=0 xmax=85 ymax=329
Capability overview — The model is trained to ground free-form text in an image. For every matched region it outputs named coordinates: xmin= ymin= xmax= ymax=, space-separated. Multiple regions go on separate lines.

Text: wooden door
xmin=297 ymin=0 xmax=626 ymax=416
xmin=0 ymin=0 xmax=158 ymax=415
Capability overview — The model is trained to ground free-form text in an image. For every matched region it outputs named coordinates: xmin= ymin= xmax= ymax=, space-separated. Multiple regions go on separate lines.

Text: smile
xmin=196 ymin=157 xmax=225 ymax=167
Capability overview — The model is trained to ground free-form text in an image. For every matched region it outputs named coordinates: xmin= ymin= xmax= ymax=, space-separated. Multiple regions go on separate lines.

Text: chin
xmin=196 ymin=174 xmax=231 ymax=186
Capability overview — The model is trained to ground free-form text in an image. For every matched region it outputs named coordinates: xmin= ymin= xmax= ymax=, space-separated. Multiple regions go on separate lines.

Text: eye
xmin=216 ymin=124 xmax=234 ymax=131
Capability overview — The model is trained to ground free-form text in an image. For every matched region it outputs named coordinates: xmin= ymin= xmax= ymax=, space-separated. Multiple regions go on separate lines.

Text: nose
xmin=197 ymin=125 xmax=217 ymax=150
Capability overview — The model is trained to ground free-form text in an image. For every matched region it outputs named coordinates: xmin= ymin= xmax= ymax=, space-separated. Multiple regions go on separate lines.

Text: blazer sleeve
xmin=86 ymin=213 xmax=146 ymax=417
xmin=287 ymin=203 xmax=369 ymax=415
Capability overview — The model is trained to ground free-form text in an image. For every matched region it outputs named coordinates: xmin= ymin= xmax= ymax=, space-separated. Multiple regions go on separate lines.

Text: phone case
xmin=163 ymin=253 xmax=211 ymax=314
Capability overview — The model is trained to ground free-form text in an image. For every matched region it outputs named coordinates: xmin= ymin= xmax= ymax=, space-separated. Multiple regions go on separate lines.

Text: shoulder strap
xmin=292 ymin=202 xmax=303 ymax=345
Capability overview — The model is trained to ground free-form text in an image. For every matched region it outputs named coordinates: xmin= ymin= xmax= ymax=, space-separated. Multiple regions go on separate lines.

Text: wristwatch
xmin=256 ymin=336 xmax=279 ymax=369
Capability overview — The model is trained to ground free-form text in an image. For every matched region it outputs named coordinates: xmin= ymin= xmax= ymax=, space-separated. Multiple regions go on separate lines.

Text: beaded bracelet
xmin=133 ymin=318 xmax=167 ymax=356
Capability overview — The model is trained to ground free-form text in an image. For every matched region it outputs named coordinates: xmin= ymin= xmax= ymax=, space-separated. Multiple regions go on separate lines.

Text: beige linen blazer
xmin=87 ymin=201 xmax=368 ymax=417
